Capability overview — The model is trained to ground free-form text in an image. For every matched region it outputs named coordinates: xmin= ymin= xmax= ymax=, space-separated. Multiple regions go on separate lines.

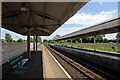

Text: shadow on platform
xmin=2 ymin=51 xmax=43 ymax=80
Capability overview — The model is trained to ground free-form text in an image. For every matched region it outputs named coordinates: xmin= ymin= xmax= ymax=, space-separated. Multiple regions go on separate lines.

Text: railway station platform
xmin=20 ymin=51 xmax=43 ymax=79
xmin=2 ymin=44 xmax=70 ymax=79
xmin=2 ymin=44 xmax=43 ymax=79
xmin=42 ymin=45 xmax=70 ymax=78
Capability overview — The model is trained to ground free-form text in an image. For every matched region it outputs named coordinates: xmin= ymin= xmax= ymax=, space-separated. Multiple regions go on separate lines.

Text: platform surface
xmin=22 ymin=51 xmax=43 ymax=79
xmin=42 ymin=45 xmax=68 ymax=78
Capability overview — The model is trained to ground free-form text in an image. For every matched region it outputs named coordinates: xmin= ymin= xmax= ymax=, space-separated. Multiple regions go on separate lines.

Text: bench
xmin=9 ymin=54 xmax=28 ymax=69
xmin=2 ymin=54 xmax=28 ymax=79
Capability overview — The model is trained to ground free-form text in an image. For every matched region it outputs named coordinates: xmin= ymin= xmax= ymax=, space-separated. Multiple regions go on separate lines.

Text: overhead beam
xmin=37 ymin=27 xmax=50 ymax=33
xmin=2 ymin=10 xmax=60 ymax=24
xmin=2 ymin=23 xmax=59 ymax=27
xmin=2 ymin=9 xmax=25 ymax=18
xmin=33 ymin=11 xmax=60 ymax=23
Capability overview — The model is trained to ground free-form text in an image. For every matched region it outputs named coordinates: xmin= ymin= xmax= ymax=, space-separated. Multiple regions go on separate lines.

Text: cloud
xmin=42 ymin=27 xmax=82 ymax=40
xmin=45 ymin=10 xmax=118 ymax=40
xmin=65 ymin=10 xmax=118 ymax=28
xmin=105 ymin=33 xmax=117 ymax=40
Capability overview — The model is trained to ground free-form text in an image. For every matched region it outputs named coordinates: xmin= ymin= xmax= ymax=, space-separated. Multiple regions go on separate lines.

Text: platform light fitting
xmin=20 ymin=3 xmax=28 ymax=11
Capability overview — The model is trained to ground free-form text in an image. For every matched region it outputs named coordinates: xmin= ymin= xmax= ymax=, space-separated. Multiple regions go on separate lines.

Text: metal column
xmin=36 ymin=35 xmax=38 ymax=50
xmin=27 ymin=28 xmax=31 ymax=60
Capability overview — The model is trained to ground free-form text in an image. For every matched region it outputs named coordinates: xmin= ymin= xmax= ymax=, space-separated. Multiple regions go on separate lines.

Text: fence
xmin=2 ymin=42 xmax=27 ymax=64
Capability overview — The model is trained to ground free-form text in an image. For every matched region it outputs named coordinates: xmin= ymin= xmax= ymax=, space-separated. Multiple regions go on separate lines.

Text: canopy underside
xmin=2 ymin=2 xmax=88 ymax=36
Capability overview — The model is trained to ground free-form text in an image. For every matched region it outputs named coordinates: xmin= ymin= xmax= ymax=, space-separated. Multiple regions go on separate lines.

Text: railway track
xmin=45 ymin=45 xmax=104 ymax=80
xmin=49 ymin=45 xmax=120 ymax=80
xmin=62 ymin=50 xmax=120 ymax=80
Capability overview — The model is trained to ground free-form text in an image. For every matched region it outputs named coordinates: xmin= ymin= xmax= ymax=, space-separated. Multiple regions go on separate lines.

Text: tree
xmin=72 ymin=38 xmax=80 ymax=43
xmin=37 ymin=36 xmax=42 ymax=43
xmin=30 ymin=37 xmax=33 ymax=42
xmin=5 ymin=33 xmax=13 ymax=42
xmin=17 ymin=38 xmax=24 ymax=42
xmin=13 ymin=40 xmax=16 ymax=42
xmin=116 ymin=32 xmax=120 ymax=43
xmin=82 ymin=35 xmax=104 ymax=43
xmin=53 ymin=35 xmax=61 ymax=39
xmin=82 ymin=36 xmax=94 ymax=43
xmin=103 ymin=38 xmax=108 ymax=43
xmin=96 ymin=35 xmax=103 ymax=43
xmin=43 ymin=39 xmax=48 ymax=43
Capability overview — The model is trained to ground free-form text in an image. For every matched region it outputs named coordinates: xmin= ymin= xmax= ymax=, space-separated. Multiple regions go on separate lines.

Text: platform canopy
xmin=54 ymin=17 xmax=120 ymax=40
xmin=2 ymin=2 xmax=88 ymax=36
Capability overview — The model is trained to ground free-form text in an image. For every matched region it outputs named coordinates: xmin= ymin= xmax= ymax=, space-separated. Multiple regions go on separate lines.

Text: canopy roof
xmin=2 ymin=2 xmax=88 ymax=36
xmin=54 ymin=17 xmax=120 ymax=40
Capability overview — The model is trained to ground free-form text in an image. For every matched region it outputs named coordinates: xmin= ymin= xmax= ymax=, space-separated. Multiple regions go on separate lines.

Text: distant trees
xmin=116 ymin=32 xmax=120 ymax=43
xmin=4 ymin=33 xmax=43 ymax=43
xmin=43 ymin=39 xmax=53 ymax=43
xmin=43 ymin=39 xmax=48 ymax=43
xmin=30 ymin=37 xmax=33 ymax=42
xmin=52 ymin=33 xmax=120 ymax=43
xmin=4 ymin=33 xmax=25 ymax=43
xmin=53 ymin=35 xmax=61 ymax=39
xmin=56 ymin=35 xmax=119 ymax=43
xmin=30 ymin=36 xmax=42 ymax=43
xmin=37 ymin=36 xmax=42 ymax=43
xmin=17 ymin=38 xmax=24 ymax=42
xmin=82 ymin=37 xmax=94 ymax=43
xmin=103 ymin=38 xmax=108 ymax=43
xmin=5 ymin=33 xmax=13 ymax=42
xmin=96 ymin=35 xmax=104 ymax=43
xmin=82 ymin=35 xmax=104 ymax=43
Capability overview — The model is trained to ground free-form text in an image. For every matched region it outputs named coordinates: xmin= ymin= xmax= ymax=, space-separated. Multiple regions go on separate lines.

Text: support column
xmin=65 ymin=40 xmax=67 ymax=43
xmin=33 ymin=36 xmax=35 ymax=51
xmin=94 ymin=35 xmax=96 ymax=51
xmin=80 ymin=38 xmax=82 ymax=49
xmin=27 ymin=28 xmax=31 ymax=60
xmin=70 ymin=39 xmax=72 ymax=47
xmin=70 ymin=39 xmax=72 ymax=43
xmin=36 ymin=35 xmax=38 ymax=50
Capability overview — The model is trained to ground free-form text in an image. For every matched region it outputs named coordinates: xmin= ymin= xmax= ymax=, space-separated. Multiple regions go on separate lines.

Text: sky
xmin=1 ymin=1 xmax=119 ymax=40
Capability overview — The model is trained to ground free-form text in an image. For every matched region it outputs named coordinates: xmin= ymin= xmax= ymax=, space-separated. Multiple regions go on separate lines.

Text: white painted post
xmin=80 ymin=38 xmax=82 ymax=49
xmin=94 ymin=35 xmax=96 ymax=51
xmin=33 ymin=36 xmax=35 ymax=51
xmin=36 ymin=35 xmax=38 ymax=50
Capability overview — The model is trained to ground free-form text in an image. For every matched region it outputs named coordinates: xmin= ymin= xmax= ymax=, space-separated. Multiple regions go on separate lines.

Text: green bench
xmin=9 ymin=54 xmax=28 ymax=69
xmin=2 ymin=54 xmax=28 ymax=79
